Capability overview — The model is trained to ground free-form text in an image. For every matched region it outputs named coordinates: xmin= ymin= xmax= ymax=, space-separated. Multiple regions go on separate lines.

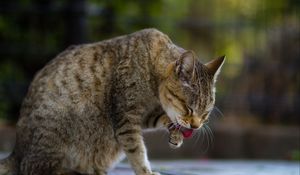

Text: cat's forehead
xmin=185 ymin=82 xmax=214 ymax=113
xmin=190 ymin=99 xmax=214 ymax=117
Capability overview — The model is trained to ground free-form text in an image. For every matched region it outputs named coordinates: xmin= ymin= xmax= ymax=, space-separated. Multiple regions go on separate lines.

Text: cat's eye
xmin=187 ymin=106 xmax=193 ymax=116
xmin=201 ymin=112 xmax=209 ymax=118
xmin=203 ymin=119 xmax=209 ymax=124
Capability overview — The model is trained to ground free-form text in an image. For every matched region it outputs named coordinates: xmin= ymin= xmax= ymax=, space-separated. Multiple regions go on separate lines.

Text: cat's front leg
xmin=168 ymin=127 xmax=184 ymax=149
xmin=152 ymin=114 xmax=183 ymax=148
xmin=115 ymin=116 xmax=160 ymax=175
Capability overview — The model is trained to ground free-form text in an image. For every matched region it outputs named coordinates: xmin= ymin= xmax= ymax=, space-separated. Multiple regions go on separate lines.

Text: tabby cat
xmin=0 ymin=28 xmax=225 ymax=175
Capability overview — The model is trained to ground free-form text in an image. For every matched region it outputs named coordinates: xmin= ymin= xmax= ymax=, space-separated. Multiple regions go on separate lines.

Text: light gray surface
xmin=1 ymin=153 xmax=299 ymax=175
xmin=0 ymin=152 xmax=9 ymax=159
xmin=112 ymin=160 xmax=300 ymax=175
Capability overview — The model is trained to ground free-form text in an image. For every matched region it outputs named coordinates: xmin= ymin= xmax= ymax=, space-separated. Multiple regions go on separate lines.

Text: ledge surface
xmin=1 ymin=153 xmax=298 ymax=175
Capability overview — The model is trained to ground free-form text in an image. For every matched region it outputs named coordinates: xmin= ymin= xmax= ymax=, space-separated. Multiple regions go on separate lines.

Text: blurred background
xmin=0 ymin=0 xmax=299 ymax=161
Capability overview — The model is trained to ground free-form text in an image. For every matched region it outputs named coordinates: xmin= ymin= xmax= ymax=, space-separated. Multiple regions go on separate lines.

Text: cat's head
xmin=159 ymin=51 xmax=225 ymax=131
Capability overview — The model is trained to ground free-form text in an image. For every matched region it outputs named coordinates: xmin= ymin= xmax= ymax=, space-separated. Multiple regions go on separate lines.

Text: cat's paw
xmin=150 ymin=172 xmax=161 ymax=175
xmin=168 ymin=129 xmax=183 ymax=149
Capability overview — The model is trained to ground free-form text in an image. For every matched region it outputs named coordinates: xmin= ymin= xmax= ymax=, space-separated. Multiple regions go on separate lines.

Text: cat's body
xmin=0 ymin=29 xmax=224 ymax=175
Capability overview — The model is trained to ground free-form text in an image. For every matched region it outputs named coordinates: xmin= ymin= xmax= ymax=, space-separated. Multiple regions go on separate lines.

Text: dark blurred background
xmin=0 ymin=0 xmax=299 ymax=161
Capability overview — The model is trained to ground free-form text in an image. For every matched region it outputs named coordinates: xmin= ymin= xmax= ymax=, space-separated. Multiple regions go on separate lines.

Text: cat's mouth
xmin=168 ymin=123 xmax=194 ymax=139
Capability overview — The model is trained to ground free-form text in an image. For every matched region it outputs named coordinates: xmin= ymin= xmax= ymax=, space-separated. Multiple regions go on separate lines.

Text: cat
xmin=0 ymin=28 xmax=225 ymax=175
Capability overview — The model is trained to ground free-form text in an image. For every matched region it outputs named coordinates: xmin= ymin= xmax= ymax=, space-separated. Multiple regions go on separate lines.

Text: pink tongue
xmin=169 ymin=124 xmax=194 ymax=139
xmin=180 ymin=128 xmax=194 ymax=138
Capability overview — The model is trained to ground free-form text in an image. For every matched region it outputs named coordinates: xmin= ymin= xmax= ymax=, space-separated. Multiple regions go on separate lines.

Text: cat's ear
xmin=175 ymin=51 xmax=195 ymax=80
xmin=205 ymin=55 xmax=225 ymax=82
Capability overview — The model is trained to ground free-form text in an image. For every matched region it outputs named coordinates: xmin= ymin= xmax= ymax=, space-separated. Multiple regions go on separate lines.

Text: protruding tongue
xmin=169 ymin=124 xmax=194 ymax=139
xmin=180 ymin=127 xmax=194 ymax=138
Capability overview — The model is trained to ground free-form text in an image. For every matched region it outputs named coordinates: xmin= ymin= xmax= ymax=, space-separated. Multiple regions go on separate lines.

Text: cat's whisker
xmin=206 ymin=125 xmax=211 ymax=151
xmin=192 ymin=128 xmax=201 ymax=148
xmin=205 ymin=125 xmax=213 ymax=153
xmin=199 ymin=127 xmax=206 ymax=146
xmin=207 ymin=129 xmax=212 ymax=151
xmin=202 ymin=126 xmax=209 ymax=153
xmin=206 ymin=125 xmax=215 ymax=144
xmin=213 ymin=106 xmax=224 ymax=118
xmin=204 ymin=124 xmax=214 ymax=152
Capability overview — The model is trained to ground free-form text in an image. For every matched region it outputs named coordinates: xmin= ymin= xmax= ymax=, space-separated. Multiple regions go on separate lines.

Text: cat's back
xmin=24 ymin=28 xmax=167 ymax=103
xmin=20 ymin=41 xmax=117 ymax=119
xmin=20 ymin=28 xmax=172 ymax=118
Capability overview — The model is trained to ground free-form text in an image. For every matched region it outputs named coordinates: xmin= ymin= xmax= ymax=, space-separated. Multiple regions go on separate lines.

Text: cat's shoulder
xmin=133 ymin=28 xmax=169 ymax=39
xmin=130 ymin=28 xmax=172 ymax=48
xmin=136 ymin=28 xmax=165 ymax=35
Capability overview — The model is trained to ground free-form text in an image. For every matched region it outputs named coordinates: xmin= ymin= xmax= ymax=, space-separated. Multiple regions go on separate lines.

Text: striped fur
xmin=0 ymin=29 xmax=224 ymax=175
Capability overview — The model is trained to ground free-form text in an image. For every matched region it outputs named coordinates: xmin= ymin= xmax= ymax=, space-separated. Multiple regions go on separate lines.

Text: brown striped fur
xmin=0 ymin=29 xmax=224 ymax=175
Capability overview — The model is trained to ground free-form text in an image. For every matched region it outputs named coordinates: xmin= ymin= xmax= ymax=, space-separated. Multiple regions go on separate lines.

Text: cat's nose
xmin=190 ymin=123 xmax=201 ymax=129
xmin=190 ymin=118 xmax=201 ymax=129
xmin=190 ymin=124 xmax=197 ymax=129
